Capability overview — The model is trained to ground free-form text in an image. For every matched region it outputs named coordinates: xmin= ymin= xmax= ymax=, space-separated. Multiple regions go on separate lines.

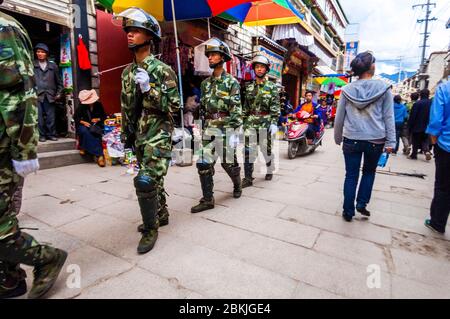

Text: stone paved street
xmin=17 ymin=132 xmax=450 ymax=299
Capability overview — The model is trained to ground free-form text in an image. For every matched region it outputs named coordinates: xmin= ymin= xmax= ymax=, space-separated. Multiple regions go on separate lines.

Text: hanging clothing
xmin=242 ymin=61 xmax=255 ymax=81
xmin=194 ymin=44 xmax=212 ymax=76
xmin=77 ymin=36 xmax=91 ymax=70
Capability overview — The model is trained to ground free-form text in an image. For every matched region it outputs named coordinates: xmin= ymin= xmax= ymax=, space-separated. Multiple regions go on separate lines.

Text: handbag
xmin=89 ymin=123 xmax=103 ymax=137
xmin=87 ymin=108 xmax=103 ymax=137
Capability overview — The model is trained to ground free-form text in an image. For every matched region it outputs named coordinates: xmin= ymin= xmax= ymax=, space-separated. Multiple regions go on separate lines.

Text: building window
xmin=332 ymin=43 xmax=339 ymax=52
xmin=311 ymin=14 xmax=322 ymax=35
xmin=332 ymin=58 xmax=337 ymax=69
xmin=325 ymin=32 xmax=332 ymax=45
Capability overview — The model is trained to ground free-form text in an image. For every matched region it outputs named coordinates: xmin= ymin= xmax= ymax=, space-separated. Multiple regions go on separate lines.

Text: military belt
xmin=142 ymin=108 xmax=168 ymax=118
xmin=250 ymin=111 xmax=269 ymax=116
xmin=205 ymin=112 xmax=230 ymax=120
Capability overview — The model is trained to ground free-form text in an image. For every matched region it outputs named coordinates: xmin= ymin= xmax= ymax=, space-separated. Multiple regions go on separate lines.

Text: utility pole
xmin=413 ymin=0 xmax=437 ymax=89
xmin=413 ymin=0 xmax=437 ymax=66
xmin=397 ymin=56 xmax=404 ymax=84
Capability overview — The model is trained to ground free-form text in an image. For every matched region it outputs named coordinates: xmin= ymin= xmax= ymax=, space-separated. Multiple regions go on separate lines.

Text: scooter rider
xmin=293 ymin=91 xmax=319 ymax=143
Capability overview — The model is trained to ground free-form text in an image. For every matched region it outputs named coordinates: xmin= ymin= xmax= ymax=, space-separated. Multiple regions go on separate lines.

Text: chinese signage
xmin=254 ymin=45 xmax=284 ymax=80
xmin=344 ymin=41 xmax=359 ymax=71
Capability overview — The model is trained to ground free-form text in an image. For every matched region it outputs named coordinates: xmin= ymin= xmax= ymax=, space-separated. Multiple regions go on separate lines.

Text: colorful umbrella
xmin=220 ymin=0 xmax=305 ymax=26
xmin=98 ymin=0 xmax=259 ymax=21
xmin=314 ymin=77 xmax=348 ymax=87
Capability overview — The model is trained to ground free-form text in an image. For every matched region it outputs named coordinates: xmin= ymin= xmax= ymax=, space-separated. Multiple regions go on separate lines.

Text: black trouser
xmin=395 ymin=123 xmax=410 ymax=153
xmin=411 ymin=132 xmax=429 ymax=156
xmin=430 ymin=144 xmax=450 ymax=233
xmin=38 ymin=97 xmax=56 ymax=138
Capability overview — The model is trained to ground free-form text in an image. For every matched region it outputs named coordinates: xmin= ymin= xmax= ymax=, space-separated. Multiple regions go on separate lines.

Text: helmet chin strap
xmin=128 ymin=40 xmax=152 ymax=52
xmin=209 ymin=59 xmax=225 ymax=70
xmin=256 ymin=72 xmax=267 ymax=79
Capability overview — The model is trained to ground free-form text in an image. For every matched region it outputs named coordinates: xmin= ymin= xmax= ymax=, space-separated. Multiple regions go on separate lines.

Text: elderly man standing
xmin=425 ymin=81 xmax=450 ymax=234
xmin=34 ymin=43 xmax=63 ymax=142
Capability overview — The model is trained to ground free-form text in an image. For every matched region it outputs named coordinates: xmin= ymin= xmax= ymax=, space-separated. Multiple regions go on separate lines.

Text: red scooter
xmin=287 ymin=111 xmax=325 ymax=159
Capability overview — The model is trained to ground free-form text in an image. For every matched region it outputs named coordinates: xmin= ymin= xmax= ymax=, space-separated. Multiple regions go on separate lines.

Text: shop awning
xmin=221 ymin=0 xmax=305 ymax=26
xmin=272 ymin=24 xmax=314 ymax=47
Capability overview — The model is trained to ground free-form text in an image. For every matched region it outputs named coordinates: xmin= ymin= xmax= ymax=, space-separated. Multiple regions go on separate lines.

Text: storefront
xmin=280 ymin=42 xmax=312 ymax=107
xmin=1 ymin=0 xmax=77 ymax=136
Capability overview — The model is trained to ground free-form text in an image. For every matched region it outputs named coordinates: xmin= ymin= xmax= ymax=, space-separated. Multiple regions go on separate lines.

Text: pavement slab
xmin=16 ymin=131 xmax=446 ymax=299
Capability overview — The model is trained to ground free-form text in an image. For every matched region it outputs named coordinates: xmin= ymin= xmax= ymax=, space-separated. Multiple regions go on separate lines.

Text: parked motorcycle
xmin=287 ymin=111 xmax=325 ymax=159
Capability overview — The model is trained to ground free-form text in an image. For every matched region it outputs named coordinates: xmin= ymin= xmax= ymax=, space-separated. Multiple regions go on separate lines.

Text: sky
xmin=339 ymin=0 xmax=450 ymax=75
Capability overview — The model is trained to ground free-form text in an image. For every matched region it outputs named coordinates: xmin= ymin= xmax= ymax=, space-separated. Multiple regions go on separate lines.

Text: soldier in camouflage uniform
xmin=191 ymin=38 xmax=243 ymax=214
xmin=115 ymin=8 xmax=180 ymax=254
xmin=0 ymin=10 xmax=67 ymax=299
xmin=241 ymin=55 xmax=280 ymax=188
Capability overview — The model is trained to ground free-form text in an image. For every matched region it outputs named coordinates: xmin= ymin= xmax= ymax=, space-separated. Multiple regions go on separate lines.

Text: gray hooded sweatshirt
xmin=334 ymin=79 xmax=396 ymax=149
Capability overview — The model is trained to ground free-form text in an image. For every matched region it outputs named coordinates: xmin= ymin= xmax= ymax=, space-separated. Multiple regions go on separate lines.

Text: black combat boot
xmin=223 ymin=165 xmax=242 ymax=198
xmin=242 ymin=163 xmax=254 ymax=188
xmin=0 ymin=280 xmax=27 ymax=299
xmin=28 ymin=247 xmax=68 ymax=299
xmin=157 ymin=190 xmax=170 ymax=227
xmin=265 ymin=160 xmax=274 ymax=181
xmin=0 ymin=262 xmax=27 ymax=299
xmin=137 ymin=192 xmax=169 ymax=233
xmin=191 ymin=173 xmax=215 ymax=213
xmin=136 ymin=188 xmax=159 ymax=254
xmin=0 ymin=230 xmax=67 ymax=299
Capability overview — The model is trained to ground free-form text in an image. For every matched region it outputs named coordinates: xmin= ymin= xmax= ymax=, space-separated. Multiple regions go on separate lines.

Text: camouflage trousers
xmin=244 ymin=127 xmax=274 ymax=172
xmin=0 ymin=137 xmax=57 ymax=290
xmin=198 ymin=129 xmax=240 ymax=170
xmin=135 ymin=138 xmax=172 ymax=216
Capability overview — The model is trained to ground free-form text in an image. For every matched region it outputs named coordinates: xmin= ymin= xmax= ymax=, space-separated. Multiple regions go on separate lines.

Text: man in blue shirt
xmin=425 ymin=81 xmax=450 ymax=234
xmin=393 ymin=95 xmax=409 ymax=154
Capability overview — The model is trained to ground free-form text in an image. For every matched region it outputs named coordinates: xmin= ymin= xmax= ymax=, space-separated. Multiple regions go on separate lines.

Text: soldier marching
xmin=115 ymin=8 xmax=180 ymax=254
xmin=0 ymin=9 xmax=67 ymax=299
xmin=242 ymin=55 xmax=280 ymax=188
xmin=191 ymin=38 xmax=244 ymax=214
xmin=0 ymin=6 xmax=283 ymax=298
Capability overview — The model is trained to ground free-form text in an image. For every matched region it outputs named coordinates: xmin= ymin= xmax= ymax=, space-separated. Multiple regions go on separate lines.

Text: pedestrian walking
xmin=393 ymin=95 xmax=409 ymax=154
xmin=334 ymin=51 xmax=396 ymax=222
xmin=34 ymin=43 xmax=63 ymax=142
xmin=191 ymin=38 xmax=243 ymax=214
xmin=408 ymin=89 xmax=432 ymax=161
xmin=425 ymin=81 xmax=450 ymax=234
xmin=115 ymin=8 xmax=181 ymax=254
xmin=0 ymin=10 xmax=67 ymax=299
xmin=241 ymin=55 xmax=280 ymax=188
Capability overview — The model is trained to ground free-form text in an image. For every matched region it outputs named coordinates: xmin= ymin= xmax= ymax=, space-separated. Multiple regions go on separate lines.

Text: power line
xmin=413 ymin=0 xmax=438 ymax=65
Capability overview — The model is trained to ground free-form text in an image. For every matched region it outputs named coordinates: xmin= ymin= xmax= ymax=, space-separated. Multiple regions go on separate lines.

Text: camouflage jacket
xmin=242 ymin=79 xmax=280 ymax=129
xmin=121 ymin=55 xmax=180 ymax=148
xmin=0 ymin=11 xmax=38 ymax=161
xmin=200 ymin=71 xmax=242 ymax=131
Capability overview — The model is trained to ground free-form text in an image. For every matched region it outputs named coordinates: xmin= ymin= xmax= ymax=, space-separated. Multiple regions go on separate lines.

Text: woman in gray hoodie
xmin=334 ymin=51 xmax=396 ymax=222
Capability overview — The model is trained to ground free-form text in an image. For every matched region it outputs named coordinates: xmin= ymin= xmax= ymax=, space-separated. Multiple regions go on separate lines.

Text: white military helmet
xmin=252 ymin=54 xmax=271 ymax=70
xmin=113 ymin=7 xmax=161 ymax=42
xmin=203 ymin=37 xmax=232 ymax=62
